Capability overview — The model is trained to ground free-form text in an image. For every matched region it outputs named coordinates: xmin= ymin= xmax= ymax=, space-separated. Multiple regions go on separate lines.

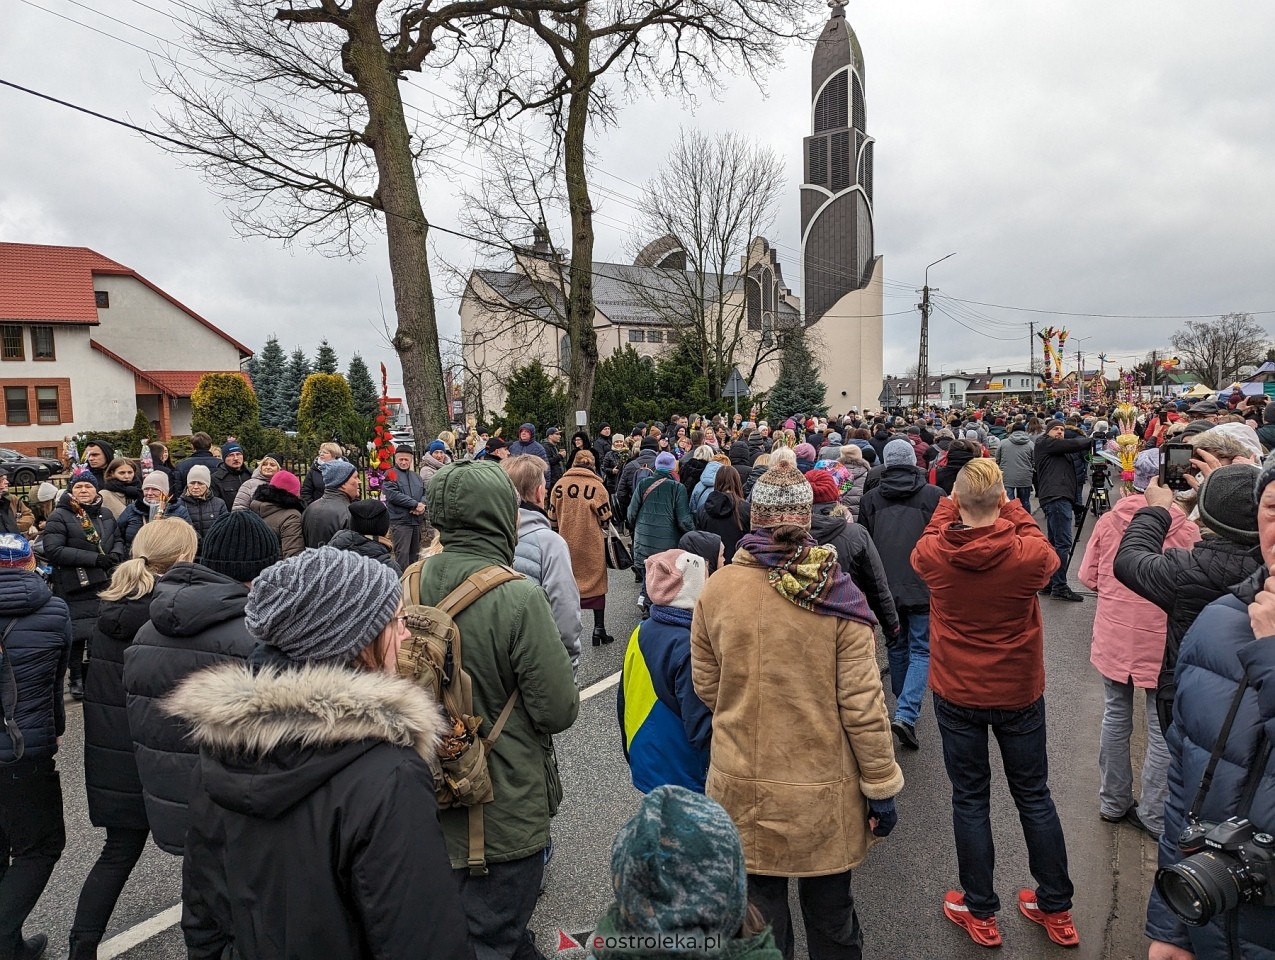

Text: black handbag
xmin=604 ymin=522 xmax=633 ymax=571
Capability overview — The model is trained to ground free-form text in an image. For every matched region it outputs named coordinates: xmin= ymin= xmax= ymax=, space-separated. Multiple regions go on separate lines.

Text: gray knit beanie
xmin=244 ymin=546 xmax=401 ymax=664
xmin=882 ymin=438 xmax=916 ymax=468
xmin=1197 ymin=464 xmax=1260 ymax=546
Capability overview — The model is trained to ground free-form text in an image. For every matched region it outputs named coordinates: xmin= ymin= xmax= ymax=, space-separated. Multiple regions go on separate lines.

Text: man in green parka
xmin=417 ymin=460 xmax=580 ymax=959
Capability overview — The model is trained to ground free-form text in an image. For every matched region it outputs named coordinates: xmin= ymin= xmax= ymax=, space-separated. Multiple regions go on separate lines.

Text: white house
xmin=0 ymin=243 xmax=251 ymax=457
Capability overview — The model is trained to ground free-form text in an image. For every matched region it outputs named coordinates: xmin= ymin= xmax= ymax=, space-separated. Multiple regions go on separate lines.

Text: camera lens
xmin=1156 ymin=851 xmax=1244 ymax=926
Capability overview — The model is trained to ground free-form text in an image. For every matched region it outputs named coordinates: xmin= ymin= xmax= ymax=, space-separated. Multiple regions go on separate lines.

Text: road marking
xmin=100 ymin=903 xmax=182 ymax=959
xmin=93 ymin=672 xmax=623 ymax=955
xmin=580 ymin=671 xmax=620 ymax=701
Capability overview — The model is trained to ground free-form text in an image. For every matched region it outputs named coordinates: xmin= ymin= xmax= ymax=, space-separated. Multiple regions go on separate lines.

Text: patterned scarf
xmin=737 ymin=531 xmax=877 ymax=626
xmin=67 ymin=497 xmax=103 ymax=552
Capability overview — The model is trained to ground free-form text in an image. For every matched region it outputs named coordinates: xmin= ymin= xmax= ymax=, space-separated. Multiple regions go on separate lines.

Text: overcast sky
xmin=3 ymin=1 xmax=1273 ymax=397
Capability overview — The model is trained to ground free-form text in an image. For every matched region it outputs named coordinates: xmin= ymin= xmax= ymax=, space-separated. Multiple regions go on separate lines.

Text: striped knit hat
xmin=749 ymin=463 xmax=812 ymax=530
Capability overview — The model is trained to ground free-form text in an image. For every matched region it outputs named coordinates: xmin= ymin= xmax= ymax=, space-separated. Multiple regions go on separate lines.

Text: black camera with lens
xmin=1155 ymin=817 xmax=1275 ymax=926
xmin=1089 ymin=459 xmax=1109 ymax=483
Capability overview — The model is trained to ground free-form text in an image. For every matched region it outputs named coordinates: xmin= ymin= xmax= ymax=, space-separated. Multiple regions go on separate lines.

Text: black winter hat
xmin=198 ymin=510 xmax=281 ymax=582
xmin=349 ymin=499 xmax=391 ymax=537
xmin=1197 ymin=464 xmax=1261 ymax=546
xmin=1263 ymin=403 xmax=1275 ymax=426
xmin=639 ymin=436 xmax=659 ymax=451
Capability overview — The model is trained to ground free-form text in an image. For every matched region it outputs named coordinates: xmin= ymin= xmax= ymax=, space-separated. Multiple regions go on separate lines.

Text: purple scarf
xmin=737 ymin=531 xmax=878 ymax=627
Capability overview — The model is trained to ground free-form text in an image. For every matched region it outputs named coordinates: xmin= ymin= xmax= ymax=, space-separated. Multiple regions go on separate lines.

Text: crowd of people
xmin=0 ymin=392 xmax=1271 ymax=960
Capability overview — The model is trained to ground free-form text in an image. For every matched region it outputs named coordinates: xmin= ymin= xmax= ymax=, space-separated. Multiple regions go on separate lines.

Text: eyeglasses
xmin=389 ymin=614 xmax=408 ymax=628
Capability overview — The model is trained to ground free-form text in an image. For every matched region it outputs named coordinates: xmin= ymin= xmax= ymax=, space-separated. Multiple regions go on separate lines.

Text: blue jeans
xmin=1041 ymin=499 xmax=1074 ymax=592
xmin=1008 ymin=486 xmax=1032 ymax=513
xmin=887 ymin=609 xmax=930 ymax=727
xmin=934 ymin=694 xmax=1073 ymax=919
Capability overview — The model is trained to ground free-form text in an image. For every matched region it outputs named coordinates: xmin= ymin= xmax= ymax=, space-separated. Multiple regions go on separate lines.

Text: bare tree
xmin=1170 ymin=313 xmax=1269 ymax=387
xmin=151 ymin=0 xmax=574 ymax=436
xmin=455 ymin=0 xmax=817 ymax=420
xmin=612 ymin=130 xmax=786 ymax=401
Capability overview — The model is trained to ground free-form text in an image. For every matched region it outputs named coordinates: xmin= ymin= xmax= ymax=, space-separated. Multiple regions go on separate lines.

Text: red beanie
xmin=804 ymin=468 xmax=841 ymax=505
xmin=269 ymin=470 xmax=302 ymax=498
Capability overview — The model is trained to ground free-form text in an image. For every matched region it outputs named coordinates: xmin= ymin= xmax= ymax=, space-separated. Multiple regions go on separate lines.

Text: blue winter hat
xmin=320 ymin=459 xmax=357 ymax=488
xmin=655 ymin=452 xmax=677 ymax=471
xmin=70 ymin=468 xmax=99 ymax=490
xmin=0 ymin=533 xmax=35 ymax=570
xmin=222 ymin=441 xmax=244 ymax=456
xmin=427 ymin=440 xmax=447 ymax=454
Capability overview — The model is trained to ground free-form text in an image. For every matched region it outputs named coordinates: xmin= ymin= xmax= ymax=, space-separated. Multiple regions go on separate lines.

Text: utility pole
xmin=1030 ymin=320 xmax=1037 ymax=404
xmin=1150 ymin=350 xmax=1158 ymax=399
xmin=918 ymin=252 xmax=956 ymax=412
xmin=1076 ymin=349 xmax=1083 ymax=405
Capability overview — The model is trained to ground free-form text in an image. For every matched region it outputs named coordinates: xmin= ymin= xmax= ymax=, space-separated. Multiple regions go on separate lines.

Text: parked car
xmin=0 ymin=448 xmax=62 ymax=486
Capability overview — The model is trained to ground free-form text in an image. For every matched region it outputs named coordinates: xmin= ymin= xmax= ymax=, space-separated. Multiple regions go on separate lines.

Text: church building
xmin=459 ymin=0 xmax=884 ymax=418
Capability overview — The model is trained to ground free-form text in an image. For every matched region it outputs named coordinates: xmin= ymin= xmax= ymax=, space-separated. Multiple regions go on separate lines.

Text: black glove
xmin=96 ymin=554 xmax=113 ymax=571
xmin=868 ymin=797 xmax=897 ymax=838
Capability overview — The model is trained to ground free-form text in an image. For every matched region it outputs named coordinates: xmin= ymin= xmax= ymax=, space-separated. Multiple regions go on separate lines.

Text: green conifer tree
xmin=315 ymin=339 xmax=340 ymax=375
xmin=765 ymin=332 xmax=828 ymax=423
xmin=347 ymin=353 xmax=379 ymax=419
xmin=499 ymin=361 xmax=568 ymax=437
xmin=253 ymin=335 xmax=289 ymax=428
xmin=281 ymin=348 xmax=312 ymax=431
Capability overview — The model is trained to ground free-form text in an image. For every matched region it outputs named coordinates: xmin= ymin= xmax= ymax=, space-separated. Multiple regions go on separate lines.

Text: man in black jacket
xmin=616 ymin=438 xmax=659 ymax=523
xmin=1114 ymin=463 xmax=1262 ymax=732
xmin=172 ymin=433 xmax=220 ymax=499
xmin=210 ymin=442 xmax=252 ymax=511
xmin=0 ymin=534 xmax=71 ymax=960
xmin=1032 ymin=422 xmax=1097 ymax=601
xmin=858 ymin=438 xmax=943 ymax=750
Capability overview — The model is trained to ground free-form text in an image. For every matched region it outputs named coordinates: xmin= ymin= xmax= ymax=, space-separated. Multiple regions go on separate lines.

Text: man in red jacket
xmin=912 ymin=458 xmax=1080 ymax=950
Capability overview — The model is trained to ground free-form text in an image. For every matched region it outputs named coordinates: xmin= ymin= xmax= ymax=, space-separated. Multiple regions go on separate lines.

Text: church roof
xmin=473 ymin=262 xmax=765 ymax=328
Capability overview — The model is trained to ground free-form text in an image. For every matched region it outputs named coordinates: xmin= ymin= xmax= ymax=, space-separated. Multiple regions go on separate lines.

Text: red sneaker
xmin=1017 ymin=889 xmax=1080 ymax=947
xmin=943 ymin=891 xmax=1002 ymax=948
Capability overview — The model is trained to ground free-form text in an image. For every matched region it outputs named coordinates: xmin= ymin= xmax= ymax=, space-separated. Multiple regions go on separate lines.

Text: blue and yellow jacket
xmin=617 ymin=605 xmax=712 ymax=793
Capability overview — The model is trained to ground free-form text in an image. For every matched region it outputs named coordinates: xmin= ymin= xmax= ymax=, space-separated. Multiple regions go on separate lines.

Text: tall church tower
xmin=802 ymin=1 xmax=884 ymax=414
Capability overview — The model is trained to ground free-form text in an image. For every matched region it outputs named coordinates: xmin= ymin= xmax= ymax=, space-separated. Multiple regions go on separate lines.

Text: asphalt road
xmin=27 ymin=510 xmax=1158 ymax=960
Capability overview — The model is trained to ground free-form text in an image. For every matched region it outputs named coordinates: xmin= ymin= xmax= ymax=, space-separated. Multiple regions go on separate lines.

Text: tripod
xmin=1063 ymin=466 xmax=1111 ymax=575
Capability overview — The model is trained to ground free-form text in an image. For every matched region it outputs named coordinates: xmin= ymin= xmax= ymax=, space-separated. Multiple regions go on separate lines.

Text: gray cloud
xmin=2 ymin=0 xmax=1272 ymax=400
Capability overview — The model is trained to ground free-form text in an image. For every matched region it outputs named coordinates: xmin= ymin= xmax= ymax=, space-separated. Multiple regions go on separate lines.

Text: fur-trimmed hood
xmin=164 ymin=661 xmax=448 ymax=819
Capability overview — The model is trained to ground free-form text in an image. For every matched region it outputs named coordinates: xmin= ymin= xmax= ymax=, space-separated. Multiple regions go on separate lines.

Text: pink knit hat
xmin=643 ymin=549 xmax=706 ymax=611
xmin=269 ymin=470 xmax=301 ymax=498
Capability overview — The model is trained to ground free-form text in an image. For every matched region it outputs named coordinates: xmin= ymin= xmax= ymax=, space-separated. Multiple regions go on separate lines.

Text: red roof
xmin=0 ymin=242 xmax=252 ymax=355
xmin=89 ymin=340 xmax=250 ymax=398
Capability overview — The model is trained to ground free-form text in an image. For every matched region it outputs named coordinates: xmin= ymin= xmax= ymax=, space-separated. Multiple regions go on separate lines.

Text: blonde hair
xmin=100 ymin=519 xmax=198 ymax=602
xmin=500 ymin=454 xmax=548 ymax=502
xmin=768 ymin=447 xmax=797 ymax=470
xmin=437 ymin=430 xmax=456 ymax=448
xmin=752 ymin=453 xmax=771 ymax=468
xmin=951 ymin=458 xmax=1005 ymax=517
xmin=711 ymin=453 xmax=732 ymax=466
xmin=319 ymin=442 xmax=343 ymax=460
xmin=692 ymin=445 xmax=715 ymax=461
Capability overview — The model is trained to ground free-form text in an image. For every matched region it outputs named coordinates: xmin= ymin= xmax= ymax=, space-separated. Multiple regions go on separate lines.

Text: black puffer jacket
xmin=727 ymin=440 xmax=753 ymax=468
xmin=934 ymin=446 xmax=978 ymax=495
xmin=41 ymin=495 xmax=125 ymax=640
xmin=1113 ymin=505 xmax=1263 ymax=731
xmin=300 ymin=463 xmax=325 ymax=506
xmin=857 ymin=465 xmax=943 ymax=610
xmin=743 ymin=462 xmax=768 ymax=499
xmin=210 ymin=462 xmax=252 ymax=512
xmin=0 ymin=571 xmax=71 ymax=764
xmin=694 ymin=491 xmax=750 ymax=562
xmin=180 ymin=492 xmax=227 ymax=544
xmin=1031 ymin=433 xmax=1094 ymax=504
xmin=679 ymin=457 xmax=708 ymax=496
xmin=122 ymin=563 xmax=255 ymax=854
xmin=172 ymin=657 xmax=471 ymax=960
xmin=327 ymin=530 xmax=403 ymax=576
xmin=84 ymin=594 xmax=152 ymax=828
xmin=810 ymin=505 xmax=901 ymax=639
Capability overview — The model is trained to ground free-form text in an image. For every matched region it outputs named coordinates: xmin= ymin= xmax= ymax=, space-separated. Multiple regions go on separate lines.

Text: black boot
xmin=5 ymin=933 xmax=49 ymax=960
xmin=69 ymin=935 xmax=98 ymax=960
xmin=592 ymin=627 xmax=615 ymax=646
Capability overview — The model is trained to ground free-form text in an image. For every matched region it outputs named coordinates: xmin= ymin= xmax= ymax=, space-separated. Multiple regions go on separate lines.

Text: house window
xmin=36 ymin=447 xmax=58 ymax=459
xmin=4 ymin=387 xmax=29 ymax=424
xmin=949 ymin=382 xmax=957 ymax=397
xmin=628 ymin=329 xmax=645 ymax=343
xmin=647 ymin=330 xmax=663 ymax=344
xmin=95 ymin=290 xmax=110 ymax=308
xmin=30 ymin=325 xmax=55 ymax=360
xmin=36 ymin=386 xmax=60 ymax=424
xmin=1 ymin=325 xmax=22 ymax=360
